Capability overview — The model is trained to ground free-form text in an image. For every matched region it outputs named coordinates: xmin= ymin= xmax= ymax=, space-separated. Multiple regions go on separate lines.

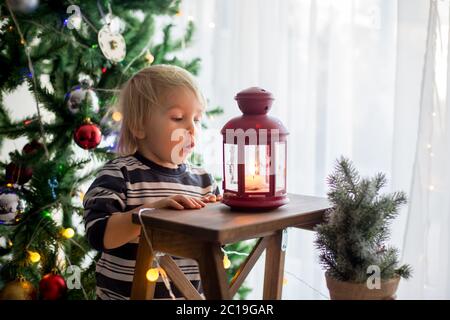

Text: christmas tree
xmin=0 ymin=0 xmax=227 ymax=300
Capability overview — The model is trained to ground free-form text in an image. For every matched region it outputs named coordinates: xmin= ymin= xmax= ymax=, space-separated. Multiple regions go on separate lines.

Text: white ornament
xmin=66 ymin=86 xmax=100 ymax=114
xmin=0 ymin=189 xmax=25 ymax=225
xmin=7 ymin=0 xmax=39 ymax=14
xmin=98 ymin=25 xmax=126 ymax=63
xmin=66 ymin=5 xmax=82 ymax=30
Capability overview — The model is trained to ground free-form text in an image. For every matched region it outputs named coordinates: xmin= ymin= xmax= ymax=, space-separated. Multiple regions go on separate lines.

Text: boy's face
xmin=136 ymin=87 xmax=204 ymax=168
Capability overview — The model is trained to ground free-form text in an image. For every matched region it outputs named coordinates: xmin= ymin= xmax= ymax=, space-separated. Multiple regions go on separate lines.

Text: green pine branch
xmin=315 ymin=157 xmax=412 ymax=283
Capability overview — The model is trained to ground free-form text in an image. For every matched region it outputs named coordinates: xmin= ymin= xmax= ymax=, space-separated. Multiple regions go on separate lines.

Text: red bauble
xmin=39 ymin=273 xmax=67 ymax=300
xmin=74 ymin=121 xmax=102 ymax=150
xmin=5 ymin=162 xmax=33 ymax=185
xmin=22 ymin=140 xmax=43 ymax=155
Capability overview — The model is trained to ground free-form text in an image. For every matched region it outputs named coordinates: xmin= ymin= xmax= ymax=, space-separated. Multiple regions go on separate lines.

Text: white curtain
xmin=398 ymin=0 xmax=450 ymax=299
xmin=179 ymin=0 xmax=448 ymax=299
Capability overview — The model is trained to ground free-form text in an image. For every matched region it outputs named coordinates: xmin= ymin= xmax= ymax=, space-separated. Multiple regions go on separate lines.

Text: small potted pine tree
xmin=315 ymin=157 xmax=412 ymax=300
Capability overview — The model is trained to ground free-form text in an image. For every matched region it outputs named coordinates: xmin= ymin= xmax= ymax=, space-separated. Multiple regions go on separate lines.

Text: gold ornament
xmin=0 ymin=279 xmax=36 ymax=300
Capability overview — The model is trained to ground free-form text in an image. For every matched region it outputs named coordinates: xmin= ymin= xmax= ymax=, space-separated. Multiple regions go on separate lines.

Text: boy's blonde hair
xmin=116 ymin=64 xmax=206 ymax=156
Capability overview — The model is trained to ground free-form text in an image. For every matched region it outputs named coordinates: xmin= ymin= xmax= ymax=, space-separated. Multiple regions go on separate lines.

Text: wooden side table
xmin=130 ymin=193 xmax=332 ymax=300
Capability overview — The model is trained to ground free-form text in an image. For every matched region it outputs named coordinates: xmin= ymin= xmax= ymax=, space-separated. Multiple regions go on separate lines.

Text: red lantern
xmin=221 ymin=87 xmax=289 ymax=210
xmin=74 ymin=118 xmax=102 ymax=150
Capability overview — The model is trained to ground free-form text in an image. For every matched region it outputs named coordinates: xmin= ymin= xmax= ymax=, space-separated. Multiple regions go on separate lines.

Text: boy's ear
xmin=131 ymin=128 xmax=146 ymax=140
xmin=132 ymin=114 xmax=151 ymax=139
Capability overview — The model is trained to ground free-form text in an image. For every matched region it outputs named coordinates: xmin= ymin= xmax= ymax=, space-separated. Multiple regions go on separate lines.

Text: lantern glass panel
xmin=244 ymin=145 xmax=270 ymax=193
xmin=224 ymin=143 xmax=238 ymax=191
xmin=275 ymin=141 xmax=286 ymax=192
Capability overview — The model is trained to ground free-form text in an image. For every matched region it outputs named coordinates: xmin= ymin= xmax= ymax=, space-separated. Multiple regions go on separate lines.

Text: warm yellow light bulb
xmin=146 ymin=268 xmax=159 ymax=282
xmin=62 ymin=228 xmax=75 ymax=239
xmin=223 ymin=255 xmax=231 ymax=269
xmin=283 ymin=277 xmax=288 ymax=285
xmin=28 ymin=250 xmax=41 ymax=263
xmin=145 ymin=51 xmax=155 ymax=64
xmin=112 ymin=111 xmax=123 ymax=122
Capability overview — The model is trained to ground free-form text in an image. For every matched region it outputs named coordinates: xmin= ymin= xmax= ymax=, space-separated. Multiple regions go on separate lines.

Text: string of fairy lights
xmin=218 ymin=238 xmax=329 ymax=299
xmin=426 ymin=0 xmax=445 ymax=194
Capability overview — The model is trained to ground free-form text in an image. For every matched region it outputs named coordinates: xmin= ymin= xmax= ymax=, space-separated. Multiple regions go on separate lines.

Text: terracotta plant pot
xmin=325 ymin=272 xmax=400 ymax=300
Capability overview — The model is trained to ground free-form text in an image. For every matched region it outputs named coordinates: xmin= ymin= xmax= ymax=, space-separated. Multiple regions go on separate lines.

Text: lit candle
xmin=245 ymin=174 xmax=265 ymax=191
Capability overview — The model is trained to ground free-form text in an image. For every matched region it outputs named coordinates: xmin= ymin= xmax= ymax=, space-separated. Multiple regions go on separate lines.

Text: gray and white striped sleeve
xmin=83 ymin=163 xmax=127 ymax=251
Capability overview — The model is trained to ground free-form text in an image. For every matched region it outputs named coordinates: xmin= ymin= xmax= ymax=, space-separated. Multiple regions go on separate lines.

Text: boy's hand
xmin=201 ymin=194 xmax=223 ymax=203
xmin=152 ymin=194 xmax=206 ymax=210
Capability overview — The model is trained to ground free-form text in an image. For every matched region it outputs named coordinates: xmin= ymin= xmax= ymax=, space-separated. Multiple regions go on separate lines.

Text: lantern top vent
xmin=221 ymin=87 xmax=289 ymax=136
xmin=235 ymin=87 xmax=274 ymax=115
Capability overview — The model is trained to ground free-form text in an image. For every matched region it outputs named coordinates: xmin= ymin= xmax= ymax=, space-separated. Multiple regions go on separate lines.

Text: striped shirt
xmin=83 ymin=151 xmax=220 ymax=300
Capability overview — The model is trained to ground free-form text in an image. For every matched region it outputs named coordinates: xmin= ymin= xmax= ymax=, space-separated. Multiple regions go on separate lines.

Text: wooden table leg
xmin=263 ymin=229 xmax=286 ymax=299
xmin=131 ymin=228 xmax=156 ymax=300
xmin=197 ymin=242 xmax=231 ymax=300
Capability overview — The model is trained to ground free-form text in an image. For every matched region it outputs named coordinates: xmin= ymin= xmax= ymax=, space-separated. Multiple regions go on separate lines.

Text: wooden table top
xmin=132 ymin=193 xmax=332 ymax=243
